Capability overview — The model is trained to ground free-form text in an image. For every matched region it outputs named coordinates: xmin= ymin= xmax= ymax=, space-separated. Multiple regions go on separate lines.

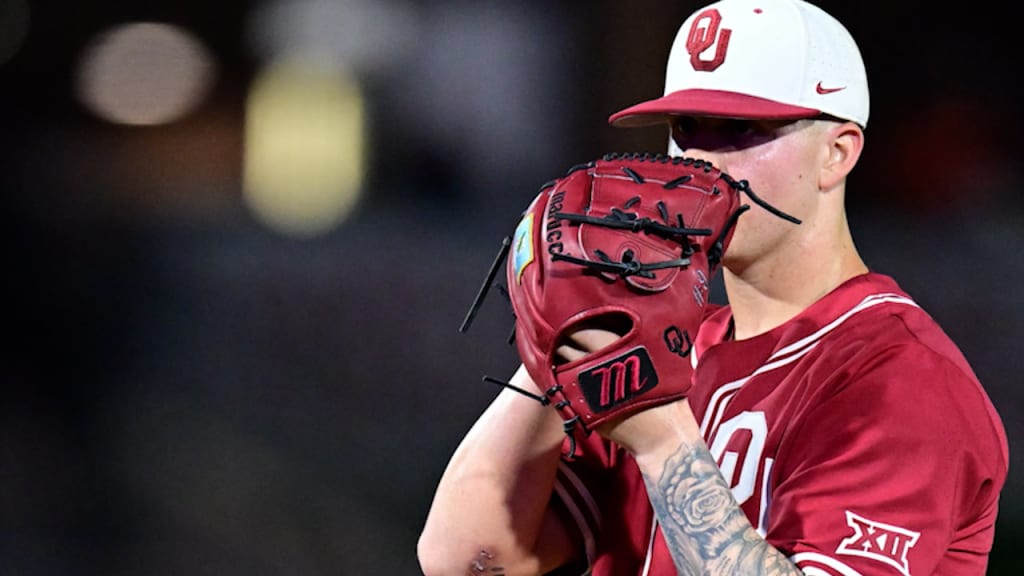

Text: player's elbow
xmin=416 ymin=526 xmax=466 ymax=576
xmin=416 ymin=531 xmax=443 ymax=576
xmin=418 ymin=528 xmax=528 ymax=576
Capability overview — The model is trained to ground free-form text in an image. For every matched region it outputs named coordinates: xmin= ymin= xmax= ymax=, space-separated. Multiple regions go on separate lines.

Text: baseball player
xmin=419 ymin=0 xmax=1009 ymax=575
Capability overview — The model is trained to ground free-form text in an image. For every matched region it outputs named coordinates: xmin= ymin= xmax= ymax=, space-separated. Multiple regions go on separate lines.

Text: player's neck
xmin=722 ymin=228 xmax=868 ymax=341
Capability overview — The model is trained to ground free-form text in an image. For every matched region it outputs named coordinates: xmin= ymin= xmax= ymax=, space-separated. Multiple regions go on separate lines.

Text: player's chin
xmin=719 ymin=249 xmax=752 ymax=276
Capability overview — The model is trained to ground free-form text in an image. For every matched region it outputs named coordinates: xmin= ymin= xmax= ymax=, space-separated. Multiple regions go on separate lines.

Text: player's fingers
xmin=555 ymin=328 xmax=621 ymax=363
xmin=555 ymin=343 xmax=587 ymax=364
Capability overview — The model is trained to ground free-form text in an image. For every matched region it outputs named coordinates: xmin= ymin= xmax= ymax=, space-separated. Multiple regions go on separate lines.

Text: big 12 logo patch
xmin=836 ymin=511 xmax=920 ymax=576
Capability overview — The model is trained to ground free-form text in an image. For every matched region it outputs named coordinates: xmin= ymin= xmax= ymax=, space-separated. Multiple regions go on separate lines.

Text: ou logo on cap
xmin=686 ymin=9 xmax=731 ymax=71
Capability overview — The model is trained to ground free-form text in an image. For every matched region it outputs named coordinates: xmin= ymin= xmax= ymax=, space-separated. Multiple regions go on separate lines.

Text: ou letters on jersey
xmin=705 ymin=410 xmax=771 ymax=531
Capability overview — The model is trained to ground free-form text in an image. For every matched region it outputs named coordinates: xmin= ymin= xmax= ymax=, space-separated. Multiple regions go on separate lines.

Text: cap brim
xmin=609 ymin=89 xmax=822 ymax=128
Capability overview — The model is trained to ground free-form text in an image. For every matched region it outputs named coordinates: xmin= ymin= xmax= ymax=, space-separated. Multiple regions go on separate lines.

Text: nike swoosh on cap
xmin=816 ymin=82 xmax=846 ymax=95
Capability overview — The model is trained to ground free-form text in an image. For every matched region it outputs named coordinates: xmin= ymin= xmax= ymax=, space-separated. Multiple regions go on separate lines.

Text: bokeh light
xmin=246 ymin=0 xmax=417 ymax=74
xmin=75 ymin=22 xmax=216 ymax=125
xmin=243 ymin=58 xmax=365 ymax=238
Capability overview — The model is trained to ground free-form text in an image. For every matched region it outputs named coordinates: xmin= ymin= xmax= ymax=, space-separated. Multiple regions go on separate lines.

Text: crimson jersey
xmin=553 ymin=273 xmax=1008 ymax=576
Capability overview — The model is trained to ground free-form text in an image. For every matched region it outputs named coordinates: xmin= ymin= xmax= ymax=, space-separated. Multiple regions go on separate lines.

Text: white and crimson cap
xmin=609 ymin=0 xmax=869 ymax=128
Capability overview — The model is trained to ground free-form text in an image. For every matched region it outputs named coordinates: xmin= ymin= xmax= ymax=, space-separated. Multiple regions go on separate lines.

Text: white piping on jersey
xmin=698 ymin=292 xmax=919 ymax=438
xmin=757 ymin=457 xmax=774 ymax=537
xmin=700 ymin=340 xmax=821 ymax=439
xmin=641 ymin=516 xmax=657 ymax=576
xmin=772 ymin=293 xmax=919 ymax=361
xmin=802 ymin=568 xmax=851 ymax=576
xmin=555 ymin=461 xmax=601 ymax=567
xmin=789 ymin=552 xmax=864 ymax=576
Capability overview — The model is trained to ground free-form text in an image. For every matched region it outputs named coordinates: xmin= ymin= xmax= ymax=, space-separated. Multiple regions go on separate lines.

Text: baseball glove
xmin=461 ymin=153 xmax=799 ymax=452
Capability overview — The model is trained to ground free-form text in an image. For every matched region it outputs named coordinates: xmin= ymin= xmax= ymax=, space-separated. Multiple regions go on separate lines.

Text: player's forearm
xmin=616 ymin=403 xmax=800 ymax=576
xmin=640 ymin=439 xmax=801 ymax=576
xmin=419 ymin=367 xmax=569 ymax=576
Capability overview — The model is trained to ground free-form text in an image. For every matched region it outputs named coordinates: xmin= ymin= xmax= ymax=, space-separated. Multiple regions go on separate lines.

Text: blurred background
xmin=2 ymin=0 xmax=1020 ymax=574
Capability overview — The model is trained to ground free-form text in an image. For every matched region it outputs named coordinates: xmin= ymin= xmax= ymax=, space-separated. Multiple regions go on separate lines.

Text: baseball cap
xmin=609 ymin=0 xmax=869 ymax=128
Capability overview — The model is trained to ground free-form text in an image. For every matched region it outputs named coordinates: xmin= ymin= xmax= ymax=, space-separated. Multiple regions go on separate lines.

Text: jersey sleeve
xmin=766 ymin=341 xmax=1008 ymax=576
xmin=551 ymin=432 xmax=666 ymax=576
xmin=548 ymin=428 xmax=619 ymax=574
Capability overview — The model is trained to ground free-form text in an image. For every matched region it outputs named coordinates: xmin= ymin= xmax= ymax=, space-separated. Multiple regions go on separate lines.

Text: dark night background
xmin=2 ymin=1 xmax=1021 ymax=574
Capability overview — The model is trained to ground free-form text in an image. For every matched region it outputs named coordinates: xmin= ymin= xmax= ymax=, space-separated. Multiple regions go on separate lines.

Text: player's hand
xmin=555 ymin=326 xmax=692 ymax=454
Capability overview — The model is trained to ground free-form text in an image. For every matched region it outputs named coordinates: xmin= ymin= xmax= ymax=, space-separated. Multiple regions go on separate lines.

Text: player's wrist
xmin=600 ymin=400 xmax=700 ymax=463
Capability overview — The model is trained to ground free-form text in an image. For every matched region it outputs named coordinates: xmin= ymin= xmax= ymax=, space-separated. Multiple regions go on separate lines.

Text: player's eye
xmin=670 ymin=116 xmax=790 ymax=152
xmin=671 ymin=116 xmax=697 ymax=137
xmin=670 ymin=117 xmax=698 ymax=150
xmin=726 ymin=119 xmax=757 ymax=135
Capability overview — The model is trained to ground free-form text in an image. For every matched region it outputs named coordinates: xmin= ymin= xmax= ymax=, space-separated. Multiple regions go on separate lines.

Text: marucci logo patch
xmin=836 ymin=511 xmax=920 ymax=576
xmin=578 ymin=347 xmax=658 ymax=413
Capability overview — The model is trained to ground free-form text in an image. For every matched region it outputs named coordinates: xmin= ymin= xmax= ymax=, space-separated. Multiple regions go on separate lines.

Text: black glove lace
xmin=551 ymin=249 xmax=691 ymax=279
xmin=554 ymin=204 xmax=713 ymax=240
xmin=482 ymin=375 xmax=550 ymax=406
xmin=721 ymin=172 xmax=802 ymax=225
xmin=707 ymin=205 xmax=750 ymax=270
xmin=459 ymin=235 xmax=511 ymax=333
xmin=482 ymin=376 xmax=580 ymax=459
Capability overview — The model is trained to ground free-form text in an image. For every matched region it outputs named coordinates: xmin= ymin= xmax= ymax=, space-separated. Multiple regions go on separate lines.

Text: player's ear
xmin=819 ymin=121 xmax=863 ymax=191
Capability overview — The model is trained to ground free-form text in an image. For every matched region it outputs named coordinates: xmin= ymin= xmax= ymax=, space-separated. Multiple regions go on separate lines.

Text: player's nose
xmin=667 ymin=140 xmax=726 ymax=171
xmin=669 ymin=141 xmax=720 ymax=167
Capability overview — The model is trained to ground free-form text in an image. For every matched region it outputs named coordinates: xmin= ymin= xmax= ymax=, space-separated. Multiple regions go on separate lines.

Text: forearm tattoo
xmin=643 ymin=443 xmax=800 ymax=576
